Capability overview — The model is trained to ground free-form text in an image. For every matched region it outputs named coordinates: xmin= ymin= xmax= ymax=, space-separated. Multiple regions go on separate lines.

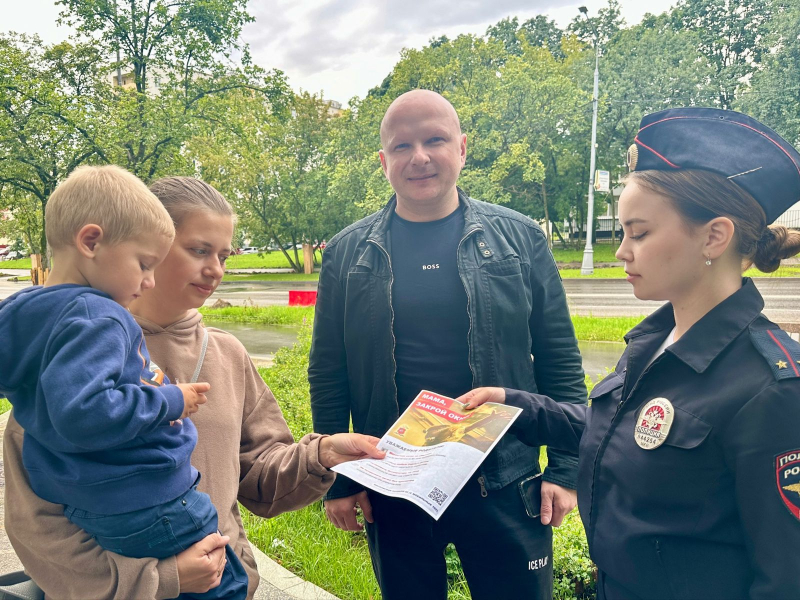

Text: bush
xmin=244 ymin=320 xmax=598 ymax=600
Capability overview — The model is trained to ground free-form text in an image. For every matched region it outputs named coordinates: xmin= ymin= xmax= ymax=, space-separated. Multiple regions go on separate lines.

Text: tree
xmin=0 ymin=34 xmax=110 ymax=258
xmin=737 ymin=2 xmax=800 ymax=146
xmin=597 ymin=15 xmax=717 ymax=185
xmin=567 ymin=0 xmax=626 ymax=47
xmin=56 ymin=0 xmax=252 ymax=94
xmin=671 ymin=0 xmax=775 ymax=108
xmin=0 ymin=0 xmax=269 ymax=263
xmin=486 ymin=15 xmax=564 ymax=58
xmin=191 ymin=89 xmax=345 ymax=273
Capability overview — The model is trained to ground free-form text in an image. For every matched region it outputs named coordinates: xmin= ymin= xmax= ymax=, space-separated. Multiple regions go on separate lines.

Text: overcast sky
xmin=4 ymin=0 xmax=676 ymax=104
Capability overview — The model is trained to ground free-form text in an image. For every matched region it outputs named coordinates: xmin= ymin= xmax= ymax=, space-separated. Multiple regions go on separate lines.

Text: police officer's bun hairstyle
xmin=627 ymin=169 xmax=800 ymax=273
xmin=148 ymin=176 xmax=236 ymax=229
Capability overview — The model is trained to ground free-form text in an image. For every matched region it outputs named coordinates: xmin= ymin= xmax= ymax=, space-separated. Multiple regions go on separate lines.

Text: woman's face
xmin=149 ymin=210 xmax=234 ymax=316
xmin=615 ymin=180 xmax=708 ymax=302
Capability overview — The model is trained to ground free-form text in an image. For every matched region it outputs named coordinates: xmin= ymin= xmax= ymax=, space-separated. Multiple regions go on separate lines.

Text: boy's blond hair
xmin=45 ymin=165 xmax=175 ymax=250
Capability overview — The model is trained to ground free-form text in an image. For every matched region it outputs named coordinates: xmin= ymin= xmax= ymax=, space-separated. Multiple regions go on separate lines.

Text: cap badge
xmin=626 ymin=143 xmax=639 ymax=171
xmin=634 ymin=397 xmax=674 ymax=450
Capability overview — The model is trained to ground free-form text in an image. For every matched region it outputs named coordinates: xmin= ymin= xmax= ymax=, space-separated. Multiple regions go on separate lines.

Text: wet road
xmin=2 ymin=277 xmax=798 ymax=322
xmin=562 ymin=278 xmax=800 ymax=324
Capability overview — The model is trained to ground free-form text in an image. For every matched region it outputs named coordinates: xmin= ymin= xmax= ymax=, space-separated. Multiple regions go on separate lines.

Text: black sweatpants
xmin=365 ymin=472 xmax=553 ymax=600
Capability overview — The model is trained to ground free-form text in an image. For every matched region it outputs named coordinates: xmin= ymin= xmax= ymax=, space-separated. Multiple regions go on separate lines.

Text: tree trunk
xmin=302 ymin=243 xmax=314 ymax=275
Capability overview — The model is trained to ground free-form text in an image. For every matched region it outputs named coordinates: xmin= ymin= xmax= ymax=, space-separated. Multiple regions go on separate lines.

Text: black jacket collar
xmin=625 ymin=278 xmax=764 ymax=374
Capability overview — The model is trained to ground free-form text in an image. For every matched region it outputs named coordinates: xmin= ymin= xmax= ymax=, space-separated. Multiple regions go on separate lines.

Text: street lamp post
xmin=579 ymin=6 xmax=599 ymax=275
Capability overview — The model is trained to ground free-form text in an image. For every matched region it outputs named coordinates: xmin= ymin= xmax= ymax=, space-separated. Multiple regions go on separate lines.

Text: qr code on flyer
xmin=428 ymin=487 xmax=448 ymax=506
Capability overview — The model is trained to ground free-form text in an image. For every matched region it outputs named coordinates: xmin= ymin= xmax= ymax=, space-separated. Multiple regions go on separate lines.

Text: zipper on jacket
xmin=588 ymin=352 xmax=665 ymax=548
xmin=367 ymin=238 xmax=399 ymax=415
xmin=457 ymin=226 xmax=482 ymax=387
xmin=457 ymin=226 xmax=486 ymax=488
xmin=477 ymin=476 xmax=488 ymax=498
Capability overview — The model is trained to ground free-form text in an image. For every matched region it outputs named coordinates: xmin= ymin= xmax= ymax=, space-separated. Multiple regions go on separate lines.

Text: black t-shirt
xmin=389 ymin=208 xmax=473 ymax=411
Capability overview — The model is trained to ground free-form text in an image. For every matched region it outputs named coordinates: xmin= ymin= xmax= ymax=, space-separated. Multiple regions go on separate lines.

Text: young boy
xmin=0 ymin=165 xmax=247 ymax=599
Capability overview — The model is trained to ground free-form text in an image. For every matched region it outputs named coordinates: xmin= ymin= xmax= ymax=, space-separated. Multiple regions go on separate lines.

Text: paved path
xmin=0 ymin=412 xmax=337 ymax=600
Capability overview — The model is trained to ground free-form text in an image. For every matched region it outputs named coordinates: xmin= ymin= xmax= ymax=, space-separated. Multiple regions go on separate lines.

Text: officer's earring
xmin=705 ymin=255 xmax=712 ymax=266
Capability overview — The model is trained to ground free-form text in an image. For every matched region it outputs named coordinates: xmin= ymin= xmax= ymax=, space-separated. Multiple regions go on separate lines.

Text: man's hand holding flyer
xmin=332 ymin=390 xmax=521 ymax=519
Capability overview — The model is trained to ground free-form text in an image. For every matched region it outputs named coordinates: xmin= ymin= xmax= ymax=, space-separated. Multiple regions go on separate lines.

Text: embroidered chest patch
xmin=776 ymin=450 xmax=800 ymax=521
xmin=634 ymin=397 xmax=675 ymax=450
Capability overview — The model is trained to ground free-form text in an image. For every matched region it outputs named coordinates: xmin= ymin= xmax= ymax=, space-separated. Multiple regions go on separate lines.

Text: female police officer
xmin=457 ymin=107 xmax=800 ymax=600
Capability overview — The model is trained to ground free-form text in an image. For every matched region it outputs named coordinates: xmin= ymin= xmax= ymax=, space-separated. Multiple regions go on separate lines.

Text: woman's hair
xmin=625 ymin=170 xmax=800 ymax=273
xmin=148 ymin=176 xmax=236 ymax=228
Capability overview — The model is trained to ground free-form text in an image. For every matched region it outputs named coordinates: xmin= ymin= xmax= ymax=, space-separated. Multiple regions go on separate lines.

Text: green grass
xmin=222 ymin=272 xmax=319 ymax=282
xmin=226 ymin=250 xmax=322 ymax=270
xmin=551 ymin=244 xmax=619 ymax=264
xmin=572 ymin=316 xmax=643 ymax=342
xmin=744 ymin=264 xmax=800 ymax=277
xmin=560 ymin=267 xmax=627 ymax=279
xmin=561 ymin=264 xmax=800 ymax=278
xmin=200 ymin=305 xmax=314 ymax=325
xmin=1 ymin=258 xmax=31 ymax=269
xmin=243 ymin=507 xmax=381 ymax=600
xmin=0 ymin=397 xmax=11 ymax=415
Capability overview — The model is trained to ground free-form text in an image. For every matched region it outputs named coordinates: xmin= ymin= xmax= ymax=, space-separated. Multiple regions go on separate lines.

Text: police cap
xmin=627 ymin=107 xmax=800 ymax=224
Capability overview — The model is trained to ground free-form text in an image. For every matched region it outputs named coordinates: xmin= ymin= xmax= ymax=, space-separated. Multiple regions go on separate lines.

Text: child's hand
xmin=177 ymin=382 xmax=211 ymax=418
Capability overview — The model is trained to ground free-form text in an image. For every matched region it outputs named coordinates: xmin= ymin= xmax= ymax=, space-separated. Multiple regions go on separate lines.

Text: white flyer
xmin=332 ymin=390 xmax=522 ymax=519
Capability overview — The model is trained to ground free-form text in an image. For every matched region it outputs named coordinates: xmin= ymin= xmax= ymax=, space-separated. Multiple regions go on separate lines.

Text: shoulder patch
xmin=750 ymin=328 xmax=800 ymax=380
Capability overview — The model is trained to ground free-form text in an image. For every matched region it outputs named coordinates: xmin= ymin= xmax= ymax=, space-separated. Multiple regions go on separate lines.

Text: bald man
xmin=309 ymin=90 xmax=587 ymax=599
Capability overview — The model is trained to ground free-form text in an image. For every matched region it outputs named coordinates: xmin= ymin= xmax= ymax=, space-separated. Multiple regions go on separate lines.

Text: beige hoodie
xmin=3 ymin=309 xmax=334 ymax=599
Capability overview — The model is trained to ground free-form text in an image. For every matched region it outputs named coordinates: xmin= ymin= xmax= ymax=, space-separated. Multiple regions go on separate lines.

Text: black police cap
xmin=627 ymin=107 xmax=800 ymax=224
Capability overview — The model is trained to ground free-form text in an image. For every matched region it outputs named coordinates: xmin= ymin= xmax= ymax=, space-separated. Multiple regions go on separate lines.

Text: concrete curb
xmin=0 ymin=411 xmax=338 ymax=600
xmin=251 ymin=544 xmax=338 ymax=600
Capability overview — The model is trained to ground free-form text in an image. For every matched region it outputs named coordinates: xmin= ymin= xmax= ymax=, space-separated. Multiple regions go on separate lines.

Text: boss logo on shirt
xmin=422 ymin=264 xmax=440 ymax=270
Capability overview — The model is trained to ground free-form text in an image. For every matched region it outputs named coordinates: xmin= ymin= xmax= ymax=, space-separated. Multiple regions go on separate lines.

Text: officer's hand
xmin=540 ymin=481 xmax=577 ymax=527
xmin=458 ymin=387 xmax=506 ymax=409
xmin=324 ymin=491 xmax=373 ymax=532
xmin=318 ymin=433 xmax=386 ymax=469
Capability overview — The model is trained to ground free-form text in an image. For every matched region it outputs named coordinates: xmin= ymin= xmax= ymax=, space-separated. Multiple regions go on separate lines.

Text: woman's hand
xmin=318 ymin=433 xmax=386 ymax=469
xmin=177 ymin=532 xmax=228 ymax=593
xmin=456 ymin=387 xmax=506 ymax=409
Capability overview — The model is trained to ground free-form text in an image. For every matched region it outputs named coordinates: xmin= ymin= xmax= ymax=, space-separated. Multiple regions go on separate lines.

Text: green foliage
xmin=225 ymin=250 xmax=322 ymax=270
xmin=200 ymin=305 xmax=313 ymax=326
xmin=0 ymin=397 xmax=11 ymax=415
xmin=671 ymin=0 xmax=774 ymax=108
xmin=553 ymin=512 xmax=596 ymax=599
xmin=572 ymin=316 xmax=644 ymax=343
xmin=222 ymin=272 xmax=319 ymax=282
xmin=0 ymin=258 xmax=31 ymax=269
xmin=551 ymin=244 xmax=619 ymax=264
xmin=737 ymin=1 xmax=800 ymax=146
xmin=190 ymin=90 xmax=347 ymax=272
xmin=256 ymin=323 xmax=314 ymax=439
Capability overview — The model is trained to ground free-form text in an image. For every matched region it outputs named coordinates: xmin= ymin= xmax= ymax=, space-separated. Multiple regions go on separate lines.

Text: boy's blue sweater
xmin=0 ymin=285 xmax=197 ymax=514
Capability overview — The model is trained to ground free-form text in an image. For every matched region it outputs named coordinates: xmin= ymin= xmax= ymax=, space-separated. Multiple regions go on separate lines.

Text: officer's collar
xmin=625 ymin=278 xmax=765 ymax=373
xmin=366 ymin=187 xmax=479 ymax=244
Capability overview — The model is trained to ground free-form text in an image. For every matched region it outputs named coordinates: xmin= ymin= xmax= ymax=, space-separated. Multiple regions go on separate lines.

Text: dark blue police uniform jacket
xmin=506 ymin=278 xmax=800 ymax=599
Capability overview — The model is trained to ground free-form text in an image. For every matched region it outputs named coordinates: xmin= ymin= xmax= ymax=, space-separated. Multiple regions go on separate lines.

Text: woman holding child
xmin=3 ymin=173 xmax=381 ymax=599
xmin=459 ymin=108 xmax=800 ymax=599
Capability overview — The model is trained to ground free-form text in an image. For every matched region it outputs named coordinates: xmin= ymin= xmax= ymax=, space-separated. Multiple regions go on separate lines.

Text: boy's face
xmin=89 ymin=232 xmax=173 ymax=308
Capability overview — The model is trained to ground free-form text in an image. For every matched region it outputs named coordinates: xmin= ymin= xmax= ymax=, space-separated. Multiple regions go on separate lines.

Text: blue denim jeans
xmin=65 ymin=476 xmax=247 ymax=600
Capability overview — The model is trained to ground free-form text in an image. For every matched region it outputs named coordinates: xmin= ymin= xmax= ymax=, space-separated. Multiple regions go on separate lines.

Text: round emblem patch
xmin=634 ymin=398 xmax=674 ymax=450
xmin=626 ymin=143 xmax=639 ymax=171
